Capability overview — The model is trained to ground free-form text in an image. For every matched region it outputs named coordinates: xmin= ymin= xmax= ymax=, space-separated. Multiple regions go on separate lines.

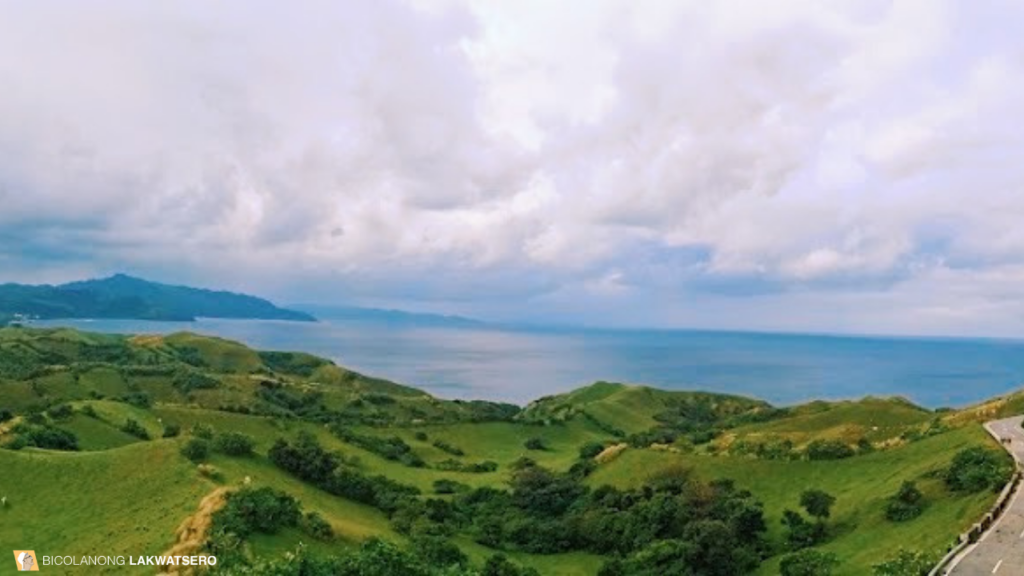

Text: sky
xmin=2 ymin=0 xmax=1024 ymax=337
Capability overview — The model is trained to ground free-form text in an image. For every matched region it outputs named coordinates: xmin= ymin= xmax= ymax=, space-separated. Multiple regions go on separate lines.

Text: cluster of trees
xmin=256 ymin=381 xmax=325 ymax=418
xmin=781 ymin=489 xmax=836 ymax=551
xmin=172 ymin=368 xmax=220 ymax=394
xmin=181 ymin=430 xmax=257 ymax=462
xmin=435 ymin=459 xmax=499 ymax=473
xmin=120 ymin=418 xmax=150 ymax=440
xmin=945 ymin=447 xmax=1012 ymax=493
xmin=329 ymin=424 xmax=425 ymax=467
xmin=431 ymin=439 xmax=465 ymax=456
xmin=268 ymin=432 xmax=420 ymax=513
xmin=6 ymin=423 xmax=79 ymax=451
xmin=265 ymin=432 xmax=770 ymax=574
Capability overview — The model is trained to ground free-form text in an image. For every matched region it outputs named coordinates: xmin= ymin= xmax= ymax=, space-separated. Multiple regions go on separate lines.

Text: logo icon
xmin=13 ymin=551 xmax=39 ymax=571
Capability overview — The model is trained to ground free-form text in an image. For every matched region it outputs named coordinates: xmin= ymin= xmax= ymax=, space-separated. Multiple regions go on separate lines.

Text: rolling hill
xmin=0 ymin=326 xmax=1015 ymax=575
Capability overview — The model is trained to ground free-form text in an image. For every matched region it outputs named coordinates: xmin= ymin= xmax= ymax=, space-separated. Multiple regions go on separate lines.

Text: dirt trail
xmin=156 ymin=486 xmax=232 ymax=575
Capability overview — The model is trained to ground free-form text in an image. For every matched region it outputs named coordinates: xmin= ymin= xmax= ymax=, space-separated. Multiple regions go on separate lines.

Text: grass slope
xmin=589 ymin=425 xmax=1002 ymax=575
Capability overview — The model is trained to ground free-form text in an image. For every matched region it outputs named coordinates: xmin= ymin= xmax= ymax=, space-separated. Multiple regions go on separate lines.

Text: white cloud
xmin=3 ymin=0 xmax=1024 ymax=334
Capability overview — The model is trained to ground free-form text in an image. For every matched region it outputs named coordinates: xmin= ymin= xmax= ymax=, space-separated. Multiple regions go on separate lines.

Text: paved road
xmin=948 ymin=416 xmax=1024 ymax=575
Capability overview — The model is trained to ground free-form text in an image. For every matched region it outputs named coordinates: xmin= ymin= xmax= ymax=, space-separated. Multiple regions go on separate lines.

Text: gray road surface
xmin=948 ymin=416 xmax=1024 ymax=575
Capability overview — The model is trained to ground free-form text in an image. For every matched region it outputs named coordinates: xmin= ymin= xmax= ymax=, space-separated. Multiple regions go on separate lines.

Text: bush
xmin=0 ymin=408 xmax=13 ymax=423
xmin=47 ymin=404 xmax=74 ymax=421
xmin=162 ymin=423 xmax=181 ymax=438
xmin=415 ymin=431 xmax=429 ymax=441
xmin=578 ymin=441 xmax=606 ymax=460
xmin=872 ymin=548 xmax=933 ymax=576
xmin=885 ymin=481 xmax=925 ymax=522
xmin=191 ymin=423 xmax=215 ymax=440
xmin=303 ymin=511 xmax=334 ymax=540
xmin=432 ymin=439 xmax=465 ymax=456
xmin=805 ymin=439 xmax=855 ymax=461
xmin=19 ymin=426 xmax=79 ymax=451
xmin=433 ymin=479 xmax=470 ymax=495
xmin=181 ymin=438 xmax=211 ymax=462
xmin=120 ymin=418 xmax=151 ymax=440
xmin=80 ymin=404 xmax=99 ymax=419
xmin=946 ymin=447 xmax=1012 ymax=493
xmin=211 ymin=486 xmax=301 ymax=539
xmin=214 ymin=432 xmax=256 ymax=457
xmin=121 ymin=391 xmax=152 ymax=409
xmin=524 ymin=437 xmax=546 ymax=451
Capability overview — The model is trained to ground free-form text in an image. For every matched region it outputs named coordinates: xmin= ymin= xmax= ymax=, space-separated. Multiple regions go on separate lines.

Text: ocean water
xmin=31 ymin=318 xmax=1024 ymax=408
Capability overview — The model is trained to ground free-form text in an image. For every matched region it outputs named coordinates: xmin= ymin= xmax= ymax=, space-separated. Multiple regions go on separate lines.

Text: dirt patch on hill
xmin=130 ymin=334 xmax=166 ymax=347
xmin=595 ymin=442 xmax=628 ymax=464
xmin=157 ymin=486 xmax=232 ymax=575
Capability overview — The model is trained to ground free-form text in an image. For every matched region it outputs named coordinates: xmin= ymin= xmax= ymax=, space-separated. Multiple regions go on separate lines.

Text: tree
xmin=214 ymin=431 xmax=256 ymax=456
xmin=946 ymin=447 xmax=1012 ymax=493
xmin=181 ymin=437 xmax=211 ymax=462
xmin=872 ymin=548 xmax=933 ymax=576
xmin=782 ymin=509 xmax=819 ymax=550
xmin=579 ymin=441 xmax=606 ymax=460
xmin=805 ymin=439 xmax=855 ymax=460
xmin=780 ymin=548 xmax=839 ymax=576
xmin=800 ymin=489 xmax=836 ymax=523
xmin=885 ymin=481 xmax=925 ymax=522
xmin=524 ymin=437 xmax=546 ymax=451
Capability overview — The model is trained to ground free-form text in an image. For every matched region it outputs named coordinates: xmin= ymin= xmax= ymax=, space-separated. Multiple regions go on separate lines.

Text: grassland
xmin=589 ymin=425 xmax=1004 ymax=575
xmin=0 ymin=327 xmax=1016 ymax=575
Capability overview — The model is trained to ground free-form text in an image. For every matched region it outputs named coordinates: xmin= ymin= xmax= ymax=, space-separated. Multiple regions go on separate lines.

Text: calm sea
xmin=31 ymin=318 xmax=1024 ymax=408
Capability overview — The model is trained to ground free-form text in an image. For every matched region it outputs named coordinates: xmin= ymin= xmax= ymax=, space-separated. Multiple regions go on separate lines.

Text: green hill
xmin=0 ymin=274 xmax=314 ymax=322
xmin=0 ymin=327 xmax=1015 ymax=575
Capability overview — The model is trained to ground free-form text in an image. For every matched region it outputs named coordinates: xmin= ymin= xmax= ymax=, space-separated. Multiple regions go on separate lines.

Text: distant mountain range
xmin=0 ymin=274 xmax=314 ymax=322
xmin=292 ymin=304 xmax=484 ymax=327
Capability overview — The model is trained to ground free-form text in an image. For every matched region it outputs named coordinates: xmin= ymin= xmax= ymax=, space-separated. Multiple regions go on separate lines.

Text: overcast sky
xmin=2 ymin=0 xmax=1024 ymax=336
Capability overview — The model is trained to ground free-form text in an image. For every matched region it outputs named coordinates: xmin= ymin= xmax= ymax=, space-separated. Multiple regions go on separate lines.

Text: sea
xmin=30 ymin=318 xmax=1024 ymax=408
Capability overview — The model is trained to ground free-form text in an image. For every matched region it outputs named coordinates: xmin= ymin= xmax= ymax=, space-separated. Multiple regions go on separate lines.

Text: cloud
xmin=2 ymin=0 xmax=1024 ymax=334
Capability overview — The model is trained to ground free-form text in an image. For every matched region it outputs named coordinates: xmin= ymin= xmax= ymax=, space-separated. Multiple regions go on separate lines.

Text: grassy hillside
xmin=589 ymin=425 xmax=1002 ymax=575
xmin=0 ymin=326 xmax=1016 ymax=575
xmin=519 ymin=380 xmax=775 ymax=435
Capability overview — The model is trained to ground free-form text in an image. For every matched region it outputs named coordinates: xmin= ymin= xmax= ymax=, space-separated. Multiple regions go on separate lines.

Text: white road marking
xmin=993 ymin=559 xmax=1003 ymax=573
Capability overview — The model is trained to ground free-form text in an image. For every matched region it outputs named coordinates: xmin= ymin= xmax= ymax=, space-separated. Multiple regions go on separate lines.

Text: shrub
xmin=433 ymin=479 xmax=470 ymax=495
xmin=800 ymin=489 xmax=836 ymax=522
xmin=885 ymin=481 xmax=925 ymax=522
xmin=211 ymin=486 xmax=301 ymax=538
xmin=805 ymin=439 xmax=855 ymax=461
xmin=121 ymin=391 xmax=152 ymax=409
xmin=120 ymin=418 xmax=151 ymax=440
xmin=578 ymin=441 xmax=606 ymax=460
xmin=415 ymin=431 xmax=429 ymax=441
xmin=0 ymin=408 xmax=13 ymax=423
xmin=214 ymin=432 xmax=256 ymax=457
xmin=524 ymin=437 xmax=547 ymax=451
xmin=80 ymin=404 xmax=99 ymax=419
xmin=303 ymin=511 xmax=334 ymax=540
xmin=432 ymin=439 xmax=465 ymax=456
xmin=197 ymin=464 xmax=222 ymax=480
xmin=946 ymin=447 xmax=1012 ymax=493
xmin=191 ymin=423 xmax=215 ymax=440
xmin=181 ymin=438 xmax=211 ymax=462
xmin=162 ymin=423 xmax=181 ymax=438
xmin=47 ymin=404 xmax=74 ymax=421
xmin=872 ymin=548 xmax=933 ymax=576
xmin=19 ymin=426 xmax=79 ymax=451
